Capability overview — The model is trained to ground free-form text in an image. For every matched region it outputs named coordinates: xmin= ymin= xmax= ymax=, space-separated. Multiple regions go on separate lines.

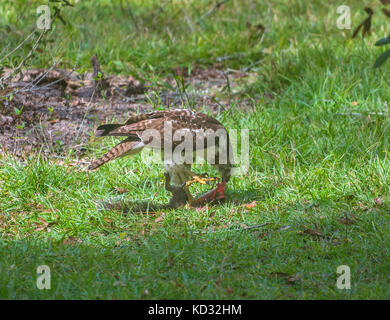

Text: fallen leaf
xmin=196 ymin=206 xmax=207 ymax=212
xmin=218 ymin=223 xmax=229 ymax=230
xmin=357 ymin=201 xmax=368 ymax=210
xmin=38 ymin=217 xmax=49 ymax=226
xmin=34 ymin=217 xmax=51 ymax=232
xmin=332 ymin=239 xmax=342 ymax=246
xmin=154 ymin=213 xmax=165 ymax=223
xmin=114 ymin=187 xmax=129 ymax=194
xmin=226 ymin=287 xmax=233 ymax=294
xmin=174 ymin=281 xmax=184 ymax=288
xmin=269 ymin=272 xmax=300 ymax=284
xmin=244 ymin=201 xmax=257 ymax=209
xmin=0 ymin=115 xmax=13 ymax=126
xmin=351 ymin=101 xmax=358 ymax=106
xmin=338 ymin=214 xmax=357 ymax=225
xmin=269 ymin=272 xmax=290 ymax=279
xmin=298 ymin=229 xmax=324 ymax=238
xmin=287 ymin=274 xmax=301 ymax=284
xmin=63 ymin=237 xmax=83 ymax=245
xmin=113 ymin=281 xmax=126 ymax=287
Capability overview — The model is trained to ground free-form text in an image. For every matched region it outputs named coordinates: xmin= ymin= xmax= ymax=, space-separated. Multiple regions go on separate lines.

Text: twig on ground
xmin=91 ymin=54 xmax=110 ymax=97
xmin=336 ymin=112 xmax=390 ymax=117
xmin=216 ymin=52 xmax=247 ymax=62
xmin=182 ymin=8 xmax=195 ymax=33
xmin=1 ymin=40 xmax=81 ymax=99
xmin=237 ymin=222 xmax=273 ymax=230
xmin=200 ymin=0 xmax=230 ymax=20
xmin=193 ymin=222 xmax=272 ymax=234
xmin=0 ymin=30 xmax=36 ymax=63
xmin=222 ymin=71 xmax=231 ymax=93
xmin=74 ymin=54 xmax=105 ymax=144
xmin=0 ymin=29 xmax=47 ymax=86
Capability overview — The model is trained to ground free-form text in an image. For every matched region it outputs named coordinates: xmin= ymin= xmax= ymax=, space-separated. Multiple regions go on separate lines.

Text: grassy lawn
xmin=1 ymin=0 xmax=390 ymax=299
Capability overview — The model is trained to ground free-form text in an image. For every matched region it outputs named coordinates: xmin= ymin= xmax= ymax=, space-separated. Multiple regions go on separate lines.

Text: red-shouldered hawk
xmin=89 ymin=108 xmax=234 ymax=207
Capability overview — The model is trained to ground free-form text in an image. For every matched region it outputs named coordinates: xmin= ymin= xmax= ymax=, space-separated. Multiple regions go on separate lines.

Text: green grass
xmin=1 ymin=0 xmax=390 ymax=299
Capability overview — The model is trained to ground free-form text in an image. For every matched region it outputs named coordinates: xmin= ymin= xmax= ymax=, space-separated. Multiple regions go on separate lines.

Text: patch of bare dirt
xmin=0 ymin=64 xmax=251 ymax=158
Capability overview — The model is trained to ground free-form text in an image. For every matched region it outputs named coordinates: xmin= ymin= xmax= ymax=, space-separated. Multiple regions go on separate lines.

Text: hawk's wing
xmin=89 ymin=109 xmax=232 ymax=173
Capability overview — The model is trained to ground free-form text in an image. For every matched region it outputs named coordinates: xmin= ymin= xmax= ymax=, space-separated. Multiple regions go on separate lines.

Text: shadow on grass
xmin=224 ymin=188 xmax=263 ymax=205
xmin=96 ymin=185 xmax=261 ymax=214
xmin=97 ymin=196 xmax=170 ymax=214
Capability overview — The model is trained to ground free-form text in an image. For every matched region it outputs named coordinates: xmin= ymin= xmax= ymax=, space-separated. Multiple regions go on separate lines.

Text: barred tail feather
xmin=88 ymin=140 xmax=144 ymax=170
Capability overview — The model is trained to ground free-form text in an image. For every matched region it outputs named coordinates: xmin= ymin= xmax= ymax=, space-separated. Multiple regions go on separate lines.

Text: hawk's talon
xmin=185 ymin=175 xmax=218 ymax=187
xmin=180 ymin=176 xmax=222 ymax=208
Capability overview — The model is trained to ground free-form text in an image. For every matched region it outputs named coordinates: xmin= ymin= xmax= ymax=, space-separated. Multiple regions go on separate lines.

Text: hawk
xmin=88 ymin=108 xmax=234 ymax=207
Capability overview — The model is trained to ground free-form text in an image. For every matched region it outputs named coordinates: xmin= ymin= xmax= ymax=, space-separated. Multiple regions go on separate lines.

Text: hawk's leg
xmin=164 ymin=173 xmax=188 ymax=208
xmin=164 ymin=173 xmax=225 ymax=208
xmin=182 ymin=181 xmax=196 ymax=204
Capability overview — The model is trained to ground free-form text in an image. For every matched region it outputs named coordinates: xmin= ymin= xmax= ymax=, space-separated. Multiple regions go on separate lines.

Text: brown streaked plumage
xmin=88 ymin=138 xmax=142 ymax=170
xmin=89 ymin=108 xmax=234 ymax=206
